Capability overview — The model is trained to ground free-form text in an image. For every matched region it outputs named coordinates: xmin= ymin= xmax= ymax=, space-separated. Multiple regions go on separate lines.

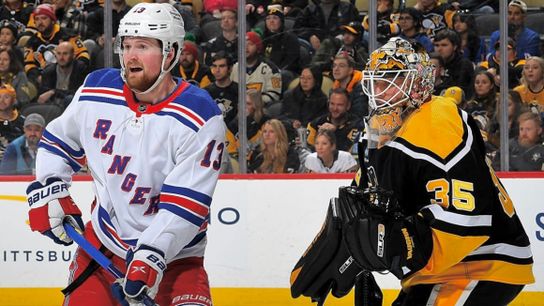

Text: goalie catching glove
xmin=338 ymin=186 xmax=432 ymax=279
xmin=27 ymin=178 xmax=84 ymax=246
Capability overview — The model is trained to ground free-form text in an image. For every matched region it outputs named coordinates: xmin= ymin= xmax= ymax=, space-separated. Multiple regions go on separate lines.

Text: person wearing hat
xmin=488 ymin=0 xmax=541 ymax=60
xmin=23 ymin=3 xmax=90 ymax=85
xmin=0 ymin=84 xmax=24 ymax=155
xmin=231 ymin=30 xmax=282 ymax=116
xmin=262 ymin=4 xmax=301 ymax=75
xmin=172 ymin=40 xmax=212 ymax=88
xmin=312 ymin=21 xmax=367 ymax=73
xmin=0 ymin=19 xmax=22 ymax=55
xmin=478 ymin=37 xmax=525 ymax=89
xmin=0 ymin=113 xmax=44 ymax=174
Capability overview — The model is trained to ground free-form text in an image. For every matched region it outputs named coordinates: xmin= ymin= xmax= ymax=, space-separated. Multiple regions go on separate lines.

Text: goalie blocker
xmin=290 ymin=187 xmax=433 ymax=305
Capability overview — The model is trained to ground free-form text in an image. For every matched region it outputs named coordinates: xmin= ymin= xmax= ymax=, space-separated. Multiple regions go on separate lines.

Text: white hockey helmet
xmin=117 ymin=2 xmax=185 ymax=94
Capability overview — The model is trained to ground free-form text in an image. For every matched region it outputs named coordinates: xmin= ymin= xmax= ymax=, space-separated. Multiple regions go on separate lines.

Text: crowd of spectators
xmin=0 ymin=0 xmax=543 ymax=174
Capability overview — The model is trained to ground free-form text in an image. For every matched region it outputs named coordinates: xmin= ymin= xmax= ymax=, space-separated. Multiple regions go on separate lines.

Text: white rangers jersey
xmin=35 ymin=68 xmax=226 ymax=262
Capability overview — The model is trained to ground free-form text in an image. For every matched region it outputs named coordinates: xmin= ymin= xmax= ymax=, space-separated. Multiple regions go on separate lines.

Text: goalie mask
xmin=117 ymin=3 xmax=185 ymax=94
xmin=362 ymin=37 xmax=434 ymax=137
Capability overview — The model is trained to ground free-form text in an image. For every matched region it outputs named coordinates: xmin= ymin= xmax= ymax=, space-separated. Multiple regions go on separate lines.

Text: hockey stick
xmin=63 ymin=222 xmax=158 ymax=306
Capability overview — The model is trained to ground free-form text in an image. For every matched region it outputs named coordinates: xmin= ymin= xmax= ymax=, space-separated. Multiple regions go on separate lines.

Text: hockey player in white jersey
xmin=26 ymin=3 xmax=225 ymax=305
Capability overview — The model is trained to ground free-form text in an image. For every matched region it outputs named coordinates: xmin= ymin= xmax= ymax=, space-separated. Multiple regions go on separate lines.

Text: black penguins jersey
xmin=355 ymin=96 xmax=534 ymax=288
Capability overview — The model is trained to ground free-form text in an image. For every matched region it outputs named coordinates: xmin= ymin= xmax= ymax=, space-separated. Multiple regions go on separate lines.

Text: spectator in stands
xmin=429 ymin=52 xmax=445 ymax=95
xmin=54 ymin=0 xmax=88 ymax=40
xmin=172 ymin=40 xmax=211 ymax=88
xmin=0 ymin=19 xmax=24 ymax=62
xmin=331 ymin=53 xmax=367 ymax=118
xmin=226 ymin=88 xmax=270 ymax=159
xmin=479 ymin=38 xmax=524 ymax=89
xmin=509 ymin=111 xmax=544 ymax=171
xmin=248 ymin=118 xmax=300 ymax=173
xmin=452 ymin=11 xmax=485 ymax=64
xmin=36 ymin=41 xmax=87 ymax=112
xmin=281 ymin=65 xmax=328 ymax=130
xmin=413 ymin=0 xmax=456 ymax=40
xmin=0 ymin=84 xmax=24 ymax=160
xmin=306 ymin=88 xmax=362 ymax=152
xmin=0 ymin=112 xmax=44 ymax=174
xmin=312 ymin=21 xmax=367 ymax=72
xmin=449 ymin=0 xmax=496 ymax=14
xmin=245 ymin=0 xmax=272 ymax=28
xmin=204 ymin=9 xmax=238 ymax=66
xmin=433 ymin=29 xmax=474 ymax=98
xmin=487 ymin=90 xmax=526 ymax=162
xmin=231 ymin=31 xmax=282 ymax=116
xmin=262 ymin=5 xmax=301 ymax=75
xmin=514 ymin=56 xmax=544 ymax=111
xmin=303 ymin=128 xmax=357 ymax=173
xmin=0 ymin=0 xmax=33 ymax=28
xmin=397 ymin=7 xmax=434 ymax=53
xmin=85 ymin=0 xmax=130 ymax=70
xmin=294 ymin=0 xmax=359 ymax=51
xmin=283 ymin=0 xmax=308 ymax=19
xmin=201 ymin=0 xmax=237 ymax=25
xmin=464 ymin=70 xmax=498 ymax=119
xmin=488 ymin=0 xmax=541 ymax=60
xmin=205 ymin=51 xmax=238 ymax=125
xmin=362 ymin=0 xmax=400 ymax=45
xmin=0 ymin=48 xmax=35 ymax=108
xmin=24 ymin=4 xmax=90 ymax=86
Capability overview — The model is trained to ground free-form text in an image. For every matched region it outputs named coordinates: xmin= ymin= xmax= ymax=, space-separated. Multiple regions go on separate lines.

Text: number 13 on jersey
xmin=200 ymin=140 xmax=224 ymax=171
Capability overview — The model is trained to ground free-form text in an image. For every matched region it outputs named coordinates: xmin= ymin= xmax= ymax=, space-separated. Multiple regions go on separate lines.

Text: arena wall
xmin=0 ymin=173 xmax=542 ymax=305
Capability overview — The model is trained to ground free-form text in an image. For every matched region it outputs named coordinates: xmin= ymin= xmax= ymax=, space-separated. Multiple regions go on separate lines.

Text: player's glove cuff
xmin=124 ymin=245 xmax=166 ymax=300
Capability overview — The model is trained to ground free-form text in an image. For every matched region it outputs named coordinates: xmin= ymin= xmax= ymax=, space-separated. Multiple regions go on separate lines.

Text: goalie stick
xmin=63 ymin=222 xmax=158 ymax=306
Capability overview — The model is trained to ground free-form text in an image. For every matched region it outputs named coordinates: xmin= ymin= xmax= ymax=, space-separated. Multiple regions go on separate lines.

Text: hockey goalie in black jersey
xmin=291 ymin=37 xmax=534 ymax=305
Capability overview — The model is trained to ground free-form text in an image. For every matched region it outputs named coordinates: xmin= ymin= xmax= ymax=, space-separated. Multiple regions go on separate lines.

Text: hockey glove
xmin=339 ymin=187 xmax=432 ymax=278
xmin=27 ymin=178 xmax=84 ymax=246
xmin=123 ymin=245 xmax=166 ymax=301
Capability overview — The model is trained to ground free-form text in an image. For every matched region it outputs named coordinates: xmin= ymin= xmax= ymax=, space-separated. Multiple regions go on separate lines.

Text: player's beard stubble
xmin=125 ymin=62 xmax=159 ymax=92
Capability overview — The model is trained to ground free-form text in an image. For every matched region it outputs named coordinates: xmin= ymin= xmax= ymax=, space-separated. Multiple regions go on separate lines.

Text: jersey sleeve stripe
xmin=155 ymin=111 xmax=199 ymax=132
xmin=157 ymin=203 xmax=204 ymax=227
xmin=38 ymin=142 xmax=82 ymax=172
xmin=79 ymin=95 xmax=128 ymax=107
xmin=81 ymin=87 xmax=124 ymax=97
xmin=98 ymin=206 xmax=131 ymax=251
xmin=468 ymin=243 xmax=533 ymax=259
xmin=42 ymin=130 xmax=85 ymax=158
xmin=423 ymin=204 xmax=492 ymax=227
xmin=160 ymin=194 xmax=209 ymax=217
xmin=165 ymin=104 xmax=205 ymax=126
xmin=161 ymin=184 xmax=212 ymax=205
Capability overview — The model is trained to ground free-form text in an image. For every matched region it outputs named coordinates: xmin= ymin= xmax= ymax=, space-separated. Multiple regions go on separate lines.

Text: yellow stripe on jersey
xmin=396 ymin=96 xmax=464 ymax=159
xmin=402 ymin=259 xmax=534 ymax=288
xmin=431 ymin=279 xmax=474 ymax=306
xmin=403 ymin=228 xmax=489 ymax=286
